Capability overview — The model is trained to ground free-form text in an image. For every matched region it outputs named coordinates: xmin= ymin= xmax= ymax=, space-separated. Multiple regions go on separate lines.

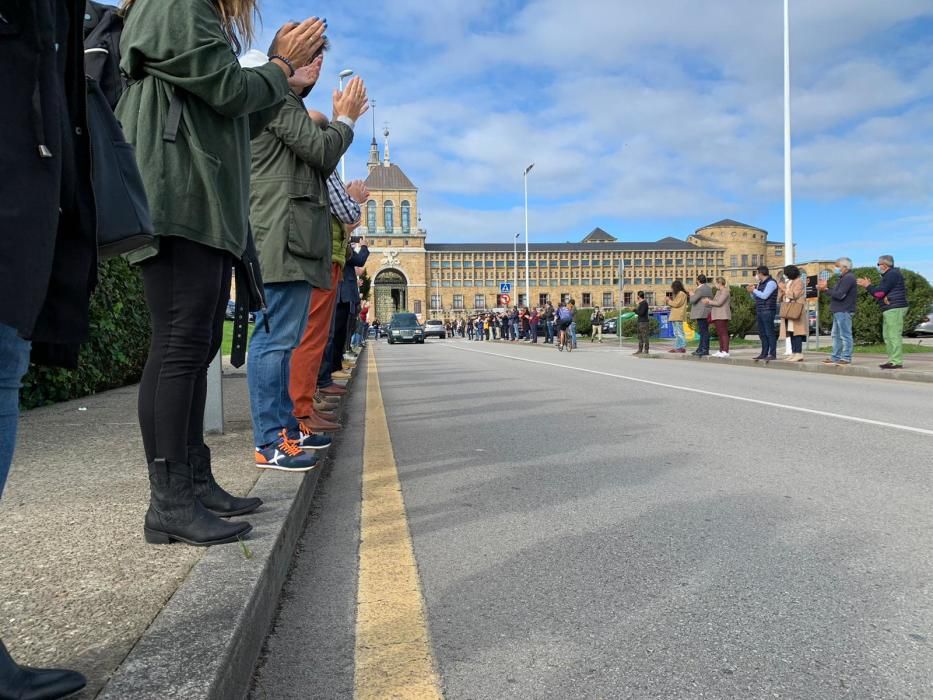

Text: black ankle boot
xmin=0 ymin=640 xmax=85 ymax=700
xmin=144 ymin=459 xmax=251 ymax=546
xmin=188 ymin=444 xmax=262 ymax=518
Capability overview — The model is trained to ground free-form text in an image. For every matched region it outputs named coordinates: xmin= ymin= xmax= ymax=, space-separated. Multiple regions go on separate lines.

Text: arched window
xmin=384 ymin=200 xmax=394 ymax=233
xmin=401 ymin=201 xmax=411 ymax=233
xmin=366 ymin=200 xmax=377 ymax=233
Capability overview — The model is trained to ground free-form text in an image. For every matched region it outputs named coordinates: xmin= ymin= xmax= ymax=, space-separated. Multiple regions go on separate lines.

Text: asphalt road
xmin=252 ymin=338 xmax=933 ymax=699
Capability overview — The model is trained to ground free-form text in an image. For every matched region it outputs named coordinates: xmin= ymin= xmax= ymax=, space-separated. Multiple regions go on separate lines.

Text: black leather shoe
xmin=189 ymin=444 xmax=262 ymax=517
xmin=0 ymin=640 xmax=85 ymax=700
xmin=145 ymin=459 xmax=251 ymax=546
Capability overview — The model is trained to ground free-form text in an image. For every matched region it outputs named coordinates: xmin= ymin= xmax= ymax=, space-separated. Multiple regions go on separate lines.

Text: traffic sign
xmin=500 ymin=282 xmax=512 ymax=294
xmin=501 ymin=294 xmax=511 ymax=305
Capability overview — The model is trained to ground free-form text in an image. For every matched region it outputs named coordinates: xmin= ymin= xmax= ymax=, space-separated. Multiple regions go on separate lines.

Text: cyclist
xmin=556 ymin=302 xmax=574 ymax=351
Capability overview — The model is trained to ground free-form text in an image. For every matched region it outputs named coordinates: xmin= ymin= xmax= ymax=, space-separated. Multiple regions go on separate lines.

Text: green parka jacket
xmin=115 ymin=0 xmax=290 ymax=262
xmin=249 ymin=91 xmax=353 ymax=288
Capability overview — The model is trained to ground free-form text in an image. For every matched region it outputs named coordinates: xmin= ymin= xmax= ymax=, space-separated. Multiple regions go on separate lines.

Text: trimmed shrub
xmin=621 ymin=316 xmax=660 ymax=338
xmin=573 ymin=307 xmax=594 ymax=336
xmin=726 ymin=285 xmax=757 ymax=339
xmin=817 ymin=267 xmax=933 ymax=345
xmin=20 ymin=257 xmax=150 ymax=409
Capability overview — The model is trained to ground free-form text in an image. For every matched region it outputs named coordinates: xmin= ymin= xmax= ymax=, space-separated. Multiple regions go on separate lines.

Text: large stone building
xmin=361 ymin=139 xmax=831 ymax=322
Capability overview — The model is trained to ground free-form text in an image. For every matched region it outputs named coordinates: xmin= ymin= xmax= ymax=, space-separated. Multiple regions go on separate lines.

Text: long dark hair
xmin=671 ymin=280 xmax=686 ymax=296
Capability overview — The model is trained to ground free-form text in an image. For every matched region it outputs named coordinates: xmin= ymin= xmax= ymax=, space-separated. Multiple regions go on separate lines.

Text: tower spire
xmin=383 ymin=124 xmax=391 ymax=166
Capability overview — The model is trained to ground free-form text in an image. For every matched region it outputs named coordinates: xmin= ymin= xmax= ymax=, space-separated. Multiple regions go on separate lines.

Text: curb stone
xmin=98 ymin=352 xmax=360 ymax=700
xmin=637 ymin=351 xmax=933 ymax=384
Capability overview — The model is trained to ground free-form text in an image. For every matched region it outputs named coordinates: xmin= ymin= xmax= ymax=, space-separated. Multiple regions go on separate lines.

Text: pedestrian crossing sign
xmin=500 ymin=282 xmax=512 ymax=294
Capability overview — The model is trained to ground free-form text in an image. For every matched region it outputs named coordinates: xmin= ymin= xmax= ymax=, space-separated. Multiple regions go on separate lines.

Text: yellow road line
xmin=355 ymin=349 xmax=443 ymax=700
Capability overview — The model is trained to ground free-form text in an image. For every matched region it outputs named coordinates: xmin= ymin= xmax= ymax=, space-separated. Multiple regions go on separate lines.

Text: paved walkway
xmin=0 ymin=368 xmax=258 ymax=697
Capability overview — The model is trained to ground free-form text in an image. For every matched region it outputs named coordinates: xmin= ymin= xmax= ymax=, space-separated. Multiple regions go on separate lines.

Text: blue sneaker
xmin=292 ymin=424 xmax=333 ymax=451
xmin=255 ymin=431 xmax=317 ymax=472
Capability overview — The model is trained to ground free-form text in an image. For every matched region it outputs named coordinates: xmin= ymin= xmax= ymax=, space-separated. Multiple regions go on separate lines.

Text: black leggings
xmin=790 ymin=334 xmax=805 ymax=353
xmin=138 ymin=237 xmax=232 ymax=464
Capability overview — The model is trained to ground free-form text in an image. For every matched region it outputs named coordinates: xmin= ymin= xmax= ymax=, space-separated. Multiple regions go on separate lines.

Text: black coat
xmin=0 ymin=0 xmax=97 ymax=368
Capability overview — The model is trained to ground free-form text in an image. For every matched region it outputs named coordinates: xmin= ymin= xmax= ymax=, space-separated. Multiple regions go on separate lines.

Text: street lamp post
xmin=783 ymin=0 xmax=794 ymax=355
xmin=523 ymin=163 xmax=534 ymax=308
xmin=338 ymin=69 xmax=354 ymax=182
xmin=513 ymin=233 xmax=520 ymax=305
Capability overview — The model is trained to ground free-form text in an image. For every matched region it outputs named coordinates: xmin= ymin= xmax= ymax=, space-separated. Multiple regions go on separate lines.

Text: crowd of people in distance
xmin=433 ymin=254 xmax=910 ymax=370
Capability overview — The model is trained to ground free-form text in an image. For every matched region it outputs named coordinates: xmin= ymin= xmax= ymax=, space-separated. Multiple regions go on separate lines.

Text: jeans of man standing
xmin=545 ymin=320 xmax=554 ymax=343
xmin=0 ymin=323 xmax=31 ymax=499
xmin=247 ymin=282 xmax=312 ymax=447
xmin=756 ymin=309 xmax=777 ymax=358
xmin=570 ymin=321 xmax=578 ymax=348
xmin=672 ymin=321 xmax=686 ymax=350
xmin=830 ymin=311 xmax=854 ymax=363
xmin=695 ymin=318 xmax=711 ymax=355
xmin=882 ymin=307 xmax=907 ymax=365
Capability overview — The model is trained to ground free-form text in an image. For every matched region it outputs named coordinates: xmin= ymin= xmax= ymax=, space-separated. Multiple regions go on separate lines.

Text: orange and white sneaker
xmin=255 ymin=430 xmax=317 ymax=472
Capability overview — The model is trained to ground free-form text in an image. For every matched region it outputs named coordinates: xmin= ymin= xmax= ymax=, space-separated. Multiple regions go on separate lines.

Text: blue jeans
xmin=0 ymin=324 xmax=31 ymax=500
xmin=570 ymin=322 xmax=578 ymax=348
xmin=696 ymin=318 xmax=710 ymax=354
xmin=672 ymin=321 xmax=686 ymax=349
xmin=831 ymin=312 xmax=854 ymax=362
xmin=248 ymin=282 xmax=312 ymax=447
xmin=546 ymin=321 xmax=554 ymax=343
xmin=757 ymin=309 xmax=777 ymax=358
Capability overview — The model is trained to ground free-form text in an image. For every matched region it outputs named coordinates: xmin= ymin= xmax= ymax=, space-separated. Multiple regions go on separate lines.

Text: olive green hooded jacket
xmin=116 ymin=0 xmax=289 ymax=262
xmin=249 ymin=91 xmax=353 ymax=288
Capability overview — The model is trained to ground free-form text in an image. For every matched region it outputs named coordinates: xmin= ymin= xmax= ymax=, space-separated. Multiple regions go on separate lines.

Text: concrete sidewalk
xmin=0 ymin=356 xmax=358 ymax=698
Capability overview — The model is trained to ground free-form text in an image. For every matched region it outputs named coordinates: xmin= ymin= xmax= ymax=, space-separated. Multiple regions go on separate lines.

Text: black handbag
xmin=86 ymin=77 xmax=154 ymax=258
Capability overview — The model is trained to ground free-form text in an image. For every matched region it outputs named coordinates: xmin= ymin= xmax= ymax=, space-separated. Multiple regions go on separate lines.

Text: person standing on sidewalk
xmin=667 ymin=280 xmax=689 ymax=353
xmin=858 ymin=255 xmax=909 ymax=370
xmin=748 ymin=266 xmax=778 ymax=362
xmin=634 ymin=292 xmax=651 ymax=354
xmin=703 ymin=278 xmax=732 ymax=358
xmin=778 ymin=265 xmax=808 ymax=362
xmin=529 ymin=308 xmax=541 ymax=343
xmin=818 ymin=257 xmax=857 ymax=366
xmin=545 ymin=303 xmax=556 ymax=344
xmin=119 ymin=1 xmax=327 ymax=546
xmin=247 ymin=55 xmax=355 ymax=472
xmin=690 ymin=275 xmax=713 ymax=357
xmin=1 ymin=2 xmax=97 ymax=695
xmin=591 ymin=307 xmax=605 ymax=343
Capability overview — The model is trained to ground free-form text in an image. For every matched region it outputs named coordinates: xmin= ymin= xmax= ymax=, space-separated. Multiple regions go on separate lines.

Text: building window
xmin=486 ymin=279 xmax=495 ymax=286
xmin=741 ymin=254 xmax=749 ymax=267
xmin=775 ymin=247 xmax=783 ymax=256
xmin=665 ymin=259 xmax=674 ymax=266
xmin=634 ymin=277 xmax=642 ymax=285
xmin=560 ymin=260 xmax=569 ymax=267
xmin=571 ymin=278 xmax=580 ymax=286
xmin=485 ymin=261 xmax=494 ymax=268
xmin=730 ymin=255 xmax=737 ymax=267
xmin=582 ymin=293 xmax=591 ymax=306
xmin=634 ymin=259 xmax=642 ymax=266
xmin=550 ymin=260 xmax=559 ymax=267
xmin=431 ymin=294 xmax=441 ymax=309
xmin=453 ymin=280 xmax=462 ymax=287
xmin=603 ymin=278 xmax=611 ymax=285
xmin=644 ymin=259 xmax=652 ymax=267
xmin=474 ymin=294 xmax=485 ymax=309
xmin=452 ymin=261 xmax=461 ymax=268
xmin=367 ymin=200 xmax=377 ymax=233
xmin=539 ymin=293 xmax=549 ymax=306
xmin=496 ymin=260 xmax=505 ymax=267
xmin=582 ymin=278 xmax=590 ymax=286
xmin=474 ymin=261 xmax=483 ymax=268
xmin=560 ymin=278 xmax=569 ymax=285
xmin=400 ymin=201 xmax=411 ymax=233
xmin=383 ymin=200 xmax=394 ymax=233
xmin=442 ymin=281 xmax=451 ymax=287
xmin=623 ymin=292 xmax=633 ymax=305
xmin=453 ymin=295 xmax=464 ymax=310
xmin=603 ymin=292 xmax=613 ymax=307
xmin=414 ymin=300 xmax=422 ymax=314
xmin=675 ymin=259 xmax=683 ymax=266
xmin=751 ymin=254 xmax=758 ymax=266
xmin=582 ymin=260 xmax=590 ymax=267
xmin=561 ymin=293 xmax=571 ymax=304
xmin=430 ymin=261 xmax=440 ymax=268
xmin=655 ymin=277 xmax=663 ymax=285
xmin=571 ymin=260 xmax=580 ymax=267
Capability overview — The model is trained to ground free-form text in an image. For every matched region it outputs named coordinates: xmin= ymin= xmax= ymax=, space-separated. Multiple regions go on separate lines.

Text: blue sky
xmin=257 ymin=1 xmax=933 ymax=278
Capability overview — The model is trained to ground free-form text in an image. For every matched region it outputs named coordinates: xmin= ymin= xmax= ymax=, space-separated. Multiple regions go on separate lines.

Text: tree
xmin=359 ymin=269 xmax=372 ymax=302
xmin=818 ymin=267 xmax=933 ymax=344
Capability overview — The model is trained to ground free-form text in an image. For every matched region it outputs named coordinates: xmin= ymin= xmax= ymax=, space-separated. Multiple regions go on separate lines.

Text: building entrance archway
xmin=373 ymin=269 xmax=408 ymax=324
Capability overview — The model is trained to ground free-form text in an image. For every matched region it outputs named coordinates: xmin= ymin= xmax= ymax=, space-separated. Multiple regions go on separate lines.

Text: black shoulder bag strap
xmin=162 ymin=89 xmax=185 ymax=143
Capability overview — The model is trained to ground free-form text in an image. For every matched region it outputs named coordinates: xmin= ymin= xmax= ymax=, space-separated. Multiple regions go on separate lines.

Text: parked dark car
xmin=387 ymin=313 xmax=425 ymax=344
xmin=602 ymin=317 xmax=618 ymax=335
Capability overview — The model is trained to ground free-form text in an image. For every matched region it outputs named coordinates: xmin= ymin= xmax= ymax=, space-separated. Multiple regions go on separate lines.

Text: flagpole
xmin=783 ymin=0 xmax=794 ymax=355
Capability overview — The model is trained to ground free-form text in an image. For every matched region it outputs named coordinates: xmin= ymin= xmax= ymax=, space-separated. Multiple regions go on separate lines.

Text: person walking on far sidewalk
xmin=667 ymin=280 xmax=688 ymax=353
xmin=690 ymin=275 xmax=713 ymax=357
xmin=634 ymin=292 xmax=650 ymax=354
xmin=591 ymin=306 xmax=605 ymax=342
xmin=748 ymin=266 xmax=778 ymax=362
xmin=858 ymin=255 xmax=908 ymax=370
xmin=703 ymin=278 xmax=732 ymax=357
xmin=818 ymin=257 xmax=857 ymax=366
xmin=778 ymin=265 xmax=807 ymax=362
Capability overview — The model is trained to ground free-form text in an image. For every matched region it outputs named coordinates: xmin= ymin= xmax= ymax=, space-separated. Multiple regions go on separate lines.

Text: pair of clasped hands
xmin=267 ymin=17 xmax=368 ymax=122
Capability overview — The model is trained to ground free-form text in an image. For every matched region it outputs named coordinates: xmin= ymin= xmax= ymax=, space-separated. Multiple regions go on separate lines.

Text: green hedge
xmin=817 ymin=267 xmax=933 ymax=345
xmin=621 ymin=316 xmax=661 ymax=338
xmin=20 ymin=258 xmax=150 ymax=409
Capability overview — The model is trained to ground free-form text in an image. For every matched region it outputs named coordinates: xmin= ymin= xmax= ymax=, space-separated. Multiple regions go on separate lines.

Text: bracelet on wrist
xmin=269 ymin=54 xmax=296 ymax=77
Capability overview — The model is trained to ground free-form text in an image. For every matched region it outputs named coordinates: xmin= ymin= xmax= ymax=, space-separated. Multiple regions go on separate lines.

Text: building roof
xmin=697 ymin=219 xmax=768 ymax=233
xmin=581 ymin=227 xmax=618 ymax=243
xmin=424 ymin=237 xmax=709 ymax=253
xmin=364 ymin=163 xmax=416 ymax=191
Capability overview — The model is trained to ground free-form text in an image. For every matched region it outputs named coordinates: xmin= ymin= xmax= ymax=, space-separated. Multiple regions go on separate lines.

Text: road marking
xmin=355 ymin=349 xmax=442 ymax=700
xmin=446 ymin=344 xmax=933 ymax=438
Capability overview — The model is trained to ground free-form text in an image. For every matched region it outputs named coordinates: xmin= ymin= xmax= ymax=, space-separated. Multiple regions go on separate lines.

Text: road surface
xmin=251 ymin=338 xmax=933 ymax=699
